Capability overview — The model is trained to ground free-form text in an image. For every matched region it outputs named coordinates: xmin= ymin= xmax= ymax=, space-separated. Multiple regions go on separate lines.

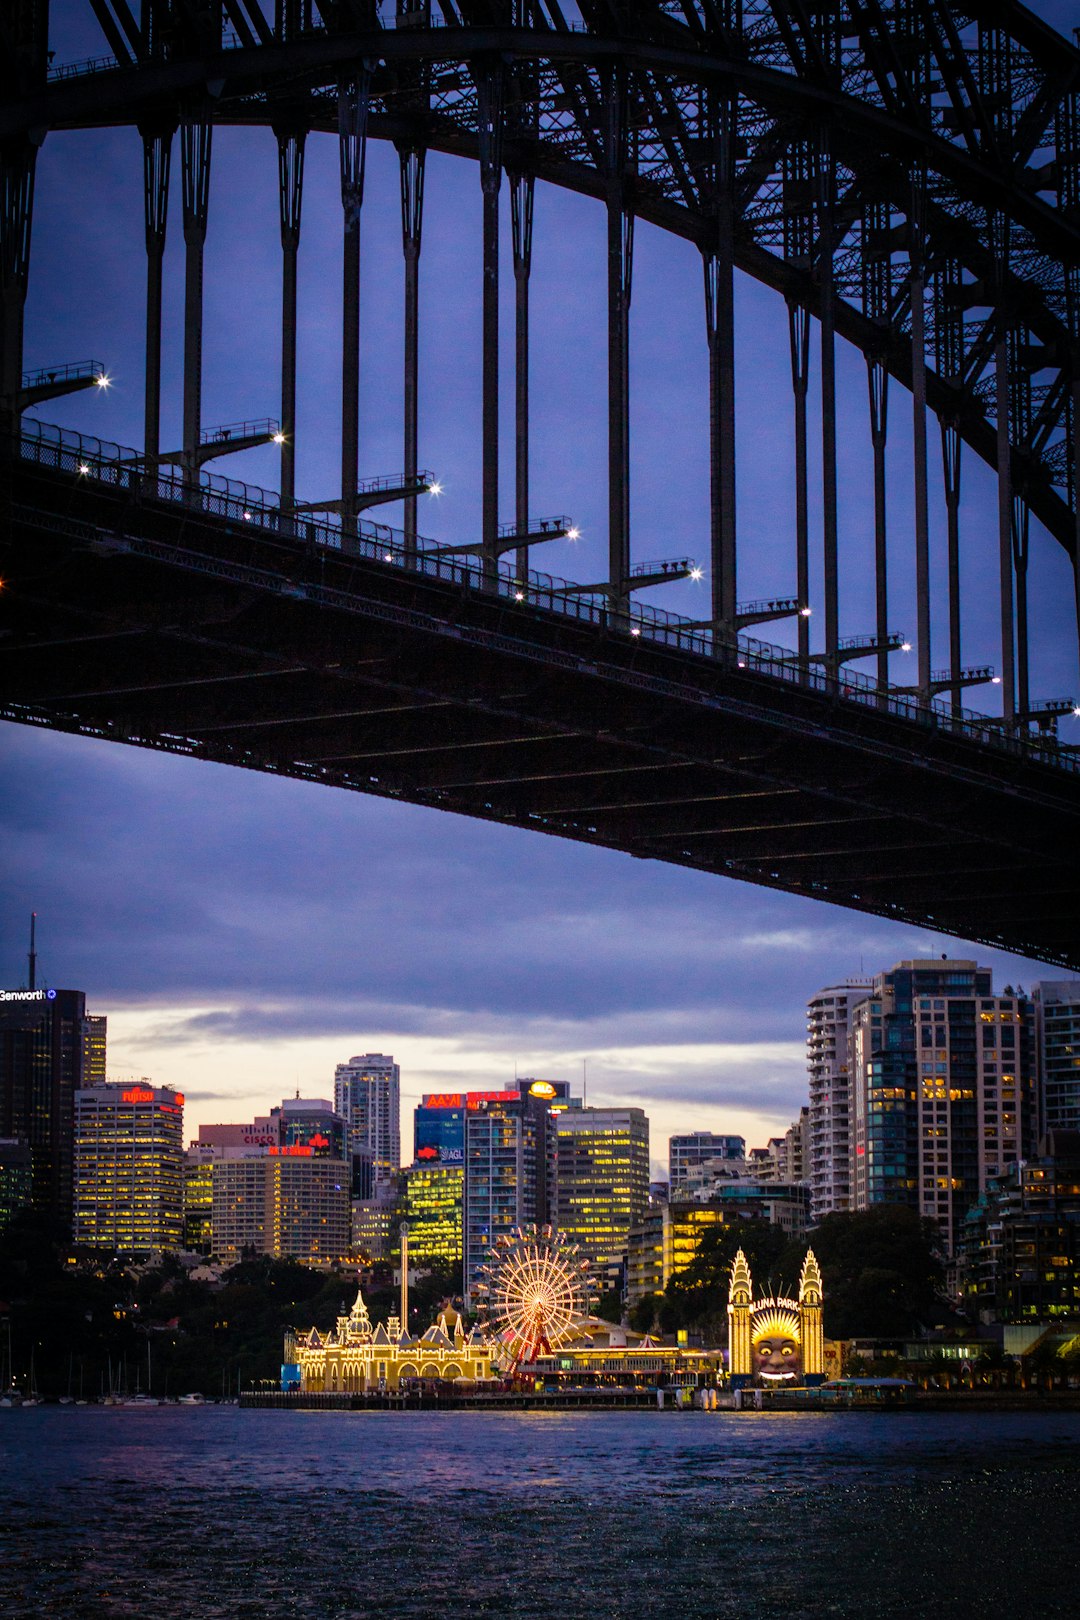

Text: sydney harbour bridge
xmin=1 ymin=1 xmax=1079 ymax=969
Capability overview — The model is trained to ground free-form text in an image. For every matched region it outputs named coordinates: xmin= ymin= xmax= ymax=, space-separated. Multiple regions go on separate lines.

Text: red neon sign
xmin=269 ymin=1144 xmax=314 ymax=1157
xmin=121 ymin=1086 xmax=155 ymax=1104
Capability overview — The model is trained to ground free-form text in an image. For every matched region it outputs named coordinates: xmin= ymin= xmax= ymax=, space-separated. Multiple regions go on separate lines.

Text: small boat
xmin=178 ymin=1392 xmax=206 ymax=1406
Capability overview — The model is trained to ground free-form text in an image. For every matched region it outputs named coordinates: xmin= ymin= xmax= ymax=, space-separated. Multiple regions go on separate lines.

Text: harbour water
xmin=2 ymin=1407 xmax=1078 ymax=1617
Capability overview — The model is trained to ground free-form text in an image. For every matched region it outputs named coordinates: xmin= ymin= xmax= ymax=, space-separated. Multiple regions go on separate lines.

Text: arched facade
xmin=727 ymin=1246 xmax=826 ymax=1387
xmin=287 ymin=1288 xmax=499 ymax=1393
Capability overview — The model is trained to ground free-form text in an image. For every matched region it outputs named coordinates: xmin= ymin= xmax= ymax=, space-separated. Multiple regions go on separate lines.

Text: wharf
xmin=242 ymin=1389 xmax=671 ymax=1412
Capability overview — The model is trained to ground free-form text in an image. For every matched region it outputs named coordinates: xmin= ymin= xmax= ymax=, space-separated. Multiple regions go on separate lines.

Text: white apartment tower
xmin=334 ymin=1053 xmax=400 ymax=1190
xmin=807 ymin=981 xmax=871 ymax=1223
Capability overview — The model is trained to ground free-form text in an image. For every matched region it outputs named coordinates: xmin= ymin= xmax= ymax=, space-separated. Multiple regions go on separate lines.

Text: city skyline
xmin=3 ymin=0 xmax=1076 ymax=1177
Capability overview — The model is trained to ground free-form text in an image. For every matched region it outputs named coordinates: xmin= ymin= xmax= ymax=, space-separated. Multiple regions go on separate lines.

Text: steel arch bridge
xmin=2 ymin=1 xmax=1080 ymax=968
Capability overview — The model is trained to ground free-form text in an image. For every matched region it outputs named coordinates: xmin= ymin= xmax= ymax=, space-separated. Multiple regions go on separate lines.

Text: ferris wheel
xmin=473 ymin=1225 xmax=597 ymax=1368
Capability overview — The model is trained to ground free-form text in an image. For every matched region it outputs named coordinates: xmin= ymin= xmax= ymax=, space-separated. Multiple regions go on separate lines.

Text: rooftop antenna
xmin=583 ymin=1056 xmax=587 ymax=1107
xmin=28 ymin=912 xmax=37 ymax=991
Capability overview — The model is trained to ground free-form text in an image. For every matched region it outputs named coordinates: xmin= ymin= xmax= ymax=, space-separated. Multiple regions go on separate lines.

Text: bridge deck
xmin=3 ymin=452 xmax=1079 ymax=970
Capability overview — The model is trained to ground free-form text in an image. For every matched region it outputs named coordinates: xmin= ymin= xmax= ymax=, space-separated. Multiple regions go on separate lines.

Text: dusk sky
xmin=3 ymin=1 xmax=1077 ymax=1175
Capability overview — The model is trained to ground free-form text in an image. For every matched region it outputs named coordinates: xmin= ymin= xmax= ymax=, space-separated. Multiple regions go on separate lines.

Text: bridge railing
xmin=16 ymin=418 xmax=1076 ymax=777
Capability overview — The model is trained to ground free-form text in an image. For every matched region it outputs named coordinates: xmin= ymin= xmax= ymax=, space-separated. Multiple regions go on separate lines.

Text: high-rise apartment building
xmin=334 ymin=1054 xmax=400 ymax=1189
xmin=1034 ymin=981 xmax=1080 ymax=1133
xmin=73 ymin=1080 xmax=184 ymax=1255
xmin=668 ymin=1132 xmax=745 ymax=1195
xmin=806 ymin=980 xmax=871 ymax=1223
xmin=851 ymin=960 xmax=1036 ymax=1253
xmin=1 ymin=985 xmax=97 ymax=1223
xmin=958 ymin=1129 xmax=1080 ymax=1324
xmin=553 ymin=1107 xmax=650 ymax=1271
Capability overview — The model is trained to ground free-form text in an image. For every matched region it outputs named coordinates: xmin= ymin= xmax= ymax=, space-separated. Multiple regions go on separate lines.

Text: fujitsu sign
xmin=1 ymin=989 xmax=57 ymax=1002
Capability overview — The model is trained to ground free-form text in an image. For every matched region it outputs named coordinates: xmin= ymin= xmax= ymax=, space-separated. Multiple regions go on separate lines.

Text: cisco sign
xmin=1 ymin=989 xmax=57 ymax=1002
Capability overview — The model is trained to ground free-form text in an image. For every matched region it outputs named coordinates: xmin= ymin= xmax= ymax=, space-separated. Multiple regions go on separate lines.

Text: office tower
xmin=1 ymin=985 xmax=95 ymax=1223
xmin=212 ymin=1155 xmax=350 ymax=1265
xmin=272 ymin=1097 xmax=350 ymax=1161
xmin=351 ymin=1183 xmax=403 ymax=1261
xmin=1034 ymin=981 xmax=1080 ymax=1133
xmin=73 ymin=1080 xmax=184 ymax=1255
xmin=807 ymin=980 xmax=871 ymax=1223
xmin=0 ymin=1138 xmax=33 ymax=1232
xmin=334 ymin=1054 xmax=400 ymax=1189
xmin=403 ymin=1162 xmax=464 ymax=1266
xmin=414 ymin=1098 xmax=467 ymax=1166
xmin=553 ymin=1106 xmax=650 ymax=1271
xmin=82 ymin=1015 xmax=107 ymax=1085
xmin=463 ymin=1081 xmax=568 ymax=1305
xmin=183 ymin=1153 xmax=214 ymax=1252
xmin=851 ymin=960 xmax=1037 ymax=1254
xmin=668 ymin=1132 xmax=745 ymax=1195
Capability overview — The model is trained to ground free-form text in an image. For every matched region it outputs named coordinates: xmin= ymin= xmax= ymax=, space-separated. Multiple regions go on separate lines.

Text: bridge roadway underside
xmin=3 ymin=457 xmax=1079 ymax=971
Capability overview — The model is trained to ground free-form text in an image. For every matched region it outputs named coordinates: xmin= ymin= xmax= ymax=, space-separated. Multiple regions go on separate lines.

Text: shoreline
xmin=235 ymin=1388 xmax=1080 ymax=1414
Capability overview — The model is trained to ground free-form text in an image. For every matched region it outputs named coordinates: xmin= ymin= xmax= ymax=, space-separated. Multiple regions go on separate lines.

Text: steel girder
xmin=3 ymin=2 xmax=1079 ymax=560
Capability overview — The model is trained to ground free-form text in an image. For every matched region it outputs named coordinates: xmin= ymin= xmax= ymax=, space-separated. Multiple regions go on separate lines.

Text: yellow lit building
xmin=287 ymin=1288 xmax=497 ymax=1392
xmin=627 ymin=1201 xmax=732 ymax=1304
xmin=74 ymin=1080 xmax=184 ymax=1255
xmin=212 ymin=1154 xmax=351 ymax=1265
xmin=403 ymin=1163 xmax=463 ymax=1265
xmin=553 ymin=1107 xmax=650 ymax=1271
xmin=183 ymin=1154 xmax=214 ymax=1252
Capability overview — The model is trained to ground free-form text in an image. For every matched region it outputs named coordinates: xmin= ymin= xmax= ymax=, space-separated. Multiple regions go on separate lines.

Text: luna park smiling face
xmin=754 ymin=1337 xmax=800 ymax=1380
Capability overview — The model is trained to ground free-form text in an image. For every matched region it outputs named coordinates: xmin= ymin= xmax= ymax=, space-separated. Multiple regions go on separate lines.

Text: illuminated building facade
xmin=669 ymin=1132 xmax=745 ymax=1196
xmin=1034 ymin=981 xmax=1080 ymax=1134
xmin=73 ymin=1080 xmax=184 ymax=1255
xmin=727 ymin=1248 xmax=825 ymax=1386
xmin=286 ymin=1287 xmax=497 ymax=1392
xmin=552 ymin=1107 xmax=649 ymax=1273
xmin=851 ymin=960 xmax=1037 ymax=1253
xmin=807 ymin=981 xmax=871 ymax=1222
xmin=1 ymin=986 xmax=96 ymax=1222
xmin=334 ymin=1054 xmax=400 ymax=1191
xmin=403 ymin=1162 xmax=464 ymax=1265
xmin=212 ymin=1154 xmax=350 ymax=1264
